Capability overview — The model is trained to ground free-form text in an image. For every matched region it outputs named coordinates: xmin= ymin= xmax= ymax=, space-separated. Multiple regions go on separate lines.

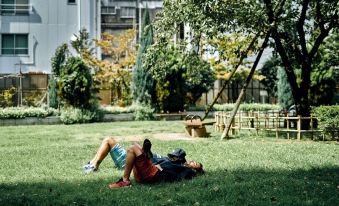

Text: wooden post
xmin=256 ymin=112 xmax=259 ymax=135
xmin=238 ymin=111 xmax=241 ymax=132
xmin=275 ymin=113 xmax=279 ymax=139
xmin=297 ymin=115 xmax=301 ymax=140
xmin=230 ymin=116 xmax=235 ymax=136
xmin=214 ymin=112 xmax=218 ymax=132
xmin=222 ymin=112 xmax=227 ymax=132
xmin=286 ymin=114 xmax=290 ymax=139
xmin=310 ymin=114 xmax=313 ymax=140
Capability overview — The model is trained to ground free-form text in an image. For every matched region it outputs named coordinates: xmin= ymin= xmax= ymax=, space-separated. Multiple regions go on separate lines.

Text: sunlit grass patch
xmin=0 ymin=121 xmax=338 ymax=205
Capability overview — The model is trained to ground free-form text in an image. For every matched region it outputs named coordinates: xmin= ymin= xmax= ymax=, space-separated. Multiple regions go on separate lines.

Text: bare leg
xmin=122 ymin=144 xmax=142 ymax=181
xmin=90 ymin=137 xmax=118 ymax=169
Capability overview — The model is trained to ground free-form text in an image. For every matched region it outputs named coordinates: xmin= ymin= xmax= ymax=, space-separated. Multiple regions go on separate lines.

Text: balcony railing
xmin=0 ymin=3 xmax=32 ymax=15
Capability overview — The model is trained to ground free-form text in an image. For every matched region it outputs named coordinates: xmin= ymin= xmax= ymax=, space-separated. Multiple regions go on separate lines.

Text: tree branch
xmin=263 ymin=0 xmax=298 ymax=98
xmin=278 ymin=32 xmax=303 ymax=64
xmin=297 ymin=0 xmax=309 ymax=57
xmin=315 ymin=0 xmax=325 ymax=32
xmin=272 ymin=32 xmax=300 ymax=100
xmin=263 ymin=0 xmax=274 ymax=22
xmin=309 ymin=11 xmax=337 ymax=59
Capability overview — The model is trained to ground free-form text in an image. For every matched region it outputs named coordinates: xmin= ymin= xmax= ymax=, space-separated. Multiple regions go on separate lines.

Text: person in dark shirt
xmin=109 ymin=139 xmax=204 ymax=188
xmin=82 ymin=137 xmax=204 ymax=188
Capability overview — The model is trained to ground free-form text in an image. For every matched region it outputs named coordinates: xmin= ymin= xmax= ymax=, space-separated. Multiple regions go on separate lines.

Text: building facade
xmin=100 ymin=0 xmax=162 ymax=38
xmin=0 ymin=0 xmax=100 ymax=105
xmin=0 ymin=0 xmax=100 ymax=75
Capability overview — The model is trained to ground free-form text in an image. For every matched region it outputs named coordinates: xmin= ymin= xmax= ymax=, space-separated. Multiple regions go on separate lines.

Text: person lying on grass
xmin=83 ymin=137 xmax=204 ymax=188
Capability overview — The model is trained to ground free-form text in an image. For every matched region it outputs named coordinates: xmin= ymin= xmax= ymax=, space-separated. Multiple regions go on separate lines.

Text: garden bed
xmin=0 ymin=112 xmax=214 ymax=126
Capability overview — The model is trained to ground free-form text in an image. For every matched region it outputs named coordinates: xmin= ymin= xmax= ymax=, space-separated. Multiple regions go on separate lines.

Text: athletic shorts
xmin=133 ymin=153 xmax=159 ymax=183
xmin=109 ymin=144 xmax=126 ymax=170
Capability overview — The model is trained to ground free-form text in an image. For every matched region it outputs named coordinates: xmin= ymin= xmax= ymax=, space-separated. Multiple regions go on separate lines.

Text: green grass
xmin=0 ymin=121 xmax=338 ymax=206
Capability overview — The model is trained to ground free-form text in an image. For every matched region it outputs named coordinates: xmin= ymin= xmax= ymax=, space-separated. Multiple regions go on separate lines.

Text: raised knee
xmin=103 ymin=137 xmax=117 ymax=148
xmin=127 ymin=145 xmax=138 ymax=153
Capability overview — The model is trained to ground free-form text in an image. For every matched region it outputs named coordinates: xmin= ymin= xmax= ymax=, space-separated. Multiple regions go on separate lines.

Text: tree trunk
xmin=221 ymin=32 xmax=271 ymax=139
xmin=298 ymin=60 xmax=312 ymax=129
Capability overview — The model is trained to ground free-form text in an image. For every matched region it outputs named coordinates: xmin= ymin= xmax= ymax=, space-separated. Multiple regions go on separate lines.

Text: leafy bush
xmin=60 ymin=107 xmax=104 ymax=124
xmin=130 ymin=104 xmax=155 ymax=121
xmin=213 ymin=103 xmax=281 ymax=112
xmin=183 ymin=53 xmax=215 ymax=104
xmin=101 ymin=105 xmax=135 ymax=114
xmin=0 ymin=86 xmax=16 ymax=107
xmin=144 ymin=44 xmax=215 ymax=112
xmin=0 ymin=106 xmax=57 ymax=119
xmin=101 ymin=104 xmax=154 ymax=120
xmin=58 ymin=57 xmax=98 ymax=109
xmin=22 ymin=91 xmax=45 ymax=107
xmin=312 ymin=106 xmax=339 ymax=139
xmin=48 ymin=75 xmax=59 ymax=108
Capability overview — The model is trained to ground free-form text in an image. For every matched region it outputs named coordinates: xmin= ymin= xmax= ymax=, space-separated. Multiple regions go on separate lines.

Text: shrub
xmin=0 ymin=106 xmax=57 ymax=119
xmin=213 ymin=103 xmax=281 ymax=112
xmin=60 ymin=107 xmax=104 ymax=124
xmin=48 ymin=75 xmax=59 ymax=108
xmin=22 ymin=91 xmax=45 ymax=107
xmin=130 ymin=104 xmax=155 ymax=121
xmin=0 ymin=86 xmax=16 ymax=107
xmin=101 ymin=105 xmax=135 ymax=114
xmin=144 ymin=44 xmax=215 ymax=112
xmin=58 ymin=57 xmax=98 ymax=109
xmin=312 ymin=106 xmax=339 ymax=139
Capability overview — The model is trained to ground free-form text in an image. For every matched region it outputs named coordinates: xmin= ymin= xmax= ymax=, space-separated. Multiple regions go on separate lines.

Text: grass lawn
xmin=0 ymin=121 xmax=338 ymax=206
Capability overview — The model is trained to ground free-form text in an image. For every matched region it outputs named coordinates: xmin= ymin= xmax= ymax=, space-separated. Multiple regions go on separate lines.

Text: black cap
xmin=168 ymin=148 xmax=186 ymax=162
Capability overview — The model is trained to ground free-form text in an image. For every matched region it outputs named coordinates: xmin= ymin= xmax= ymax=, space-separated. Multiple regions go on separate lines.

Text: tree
xmin=261 ymin=31 xmax=338 ymax=108
xmin=154 ymin=0 xmax=338 ymax=129
xmin=50 ymin=43 xmax=70 ymax=108
xmin=309 ymin=31 xmax=338 ymax=106
xmin=144 ymin=42 xmax=215 ymax=112
xmin=58 ymin=57 xmax=96 ymax=109
xmin=132 ymin=8 xmax=156 ymax=106
xmin=262 ymin=0 xmax=338 ymax=127
xmin=183 ymin=53 xmax=215 ymax=104
xmin=88 ymin=29 xmax=136 ymax=106
xmin=51 ymin=29 xmax=100 ymax=110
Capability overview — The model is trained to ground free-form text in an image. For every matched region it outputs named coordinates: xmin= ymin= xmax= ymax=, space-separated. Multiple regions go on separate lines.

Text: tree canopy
xmin=154 ymin=0 xmax=338 ymax=123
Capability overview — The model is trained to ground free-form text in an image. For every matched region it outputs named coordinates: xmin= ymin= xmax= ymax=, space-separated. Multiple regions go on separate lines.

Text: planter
xmin=185 ymin=125 xmax=207 ymax=137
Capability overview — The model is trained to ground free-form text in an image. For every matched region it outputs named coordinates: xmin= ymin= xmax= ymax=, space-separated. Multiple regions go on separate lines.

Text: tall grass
xmin=0 ymin=121 xmax=338 ymax=205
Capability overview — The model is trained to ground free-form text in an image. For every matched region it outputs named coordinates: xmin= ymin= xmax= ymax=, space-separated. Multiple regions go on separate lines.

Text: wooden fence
xmin=214 ymin=111 xmax=320 ymax=140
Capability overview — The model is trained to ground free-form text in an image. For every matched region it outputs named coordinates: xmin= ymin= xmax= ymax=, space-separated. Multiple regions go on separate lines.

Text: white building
xmin=0 ymin=0 xmax=100 ymax=74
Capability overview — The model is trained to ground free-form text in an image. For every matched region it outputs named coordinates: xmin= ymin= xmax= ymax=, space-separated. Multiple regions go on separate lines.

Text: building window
xmin=101 ymin=6 xmax=116 ymax=14
xmin=1 ymin=0 xmax=29 ymax=15
xmin=68 ymin=0 xmax=76 ymax=4
xmin=120 ymin=7 xmax=135 ymax=18
xmin=1 ymin=34 xmax=28 ymax=55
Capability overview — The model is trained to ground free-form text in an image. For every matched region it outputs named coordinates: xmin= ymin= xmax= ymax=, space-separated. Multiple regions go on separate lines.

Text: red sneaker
xmin=109 ymin=178 xmax=131 ymax=189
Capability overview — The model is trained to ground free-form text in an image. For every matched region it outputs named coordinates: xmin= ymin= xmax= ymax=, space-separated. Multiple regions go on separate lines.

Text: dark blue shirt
xmin=151 ymin=156 xmax=196 ymax=182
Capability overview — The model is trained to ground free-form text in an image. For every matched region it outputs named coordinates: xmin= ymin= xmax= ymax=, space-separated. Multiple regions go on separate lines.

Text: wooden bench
xmin=184 ymin=115 xmax=215 ymax=137
xmin=155 ymin=113 xmax=188 ymax=120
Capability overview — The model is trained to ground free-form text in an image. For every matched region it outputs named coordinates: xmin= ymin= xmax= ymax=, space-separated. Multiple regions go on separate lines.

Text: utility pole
xmin=15 ymin=61 xmax=23 ymax=106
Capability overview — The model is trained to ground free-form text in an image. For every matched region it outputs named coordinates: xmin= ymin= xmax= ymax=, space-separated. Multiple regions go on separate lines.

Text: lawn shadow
xmin=1 ymin=166 xmax=338 ymax=206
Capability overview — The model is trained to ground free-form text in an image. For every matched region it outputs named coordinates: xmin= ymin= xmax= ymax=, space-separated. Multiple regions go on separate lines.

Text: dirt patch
xmin=114 ymin=133 xmax=204 ymax=142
